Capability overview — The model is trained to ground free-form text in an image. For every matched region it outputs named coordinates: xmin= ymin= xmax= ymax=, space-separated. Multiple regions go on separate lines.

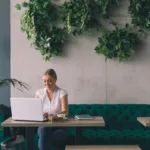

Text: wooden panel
xmin=66 ymin=145 xmax=141 ymax=150
xmin=1 ymin=117 xmax=105 ymax=127
xmin=137 ymin=117 xmax=150 ymax=127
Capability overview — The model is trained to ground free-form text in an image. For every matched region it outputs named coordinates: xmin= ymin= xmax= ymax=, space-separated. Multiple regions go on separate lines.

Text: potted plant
xmin=0 ymin=79 xmax=29 ymax=91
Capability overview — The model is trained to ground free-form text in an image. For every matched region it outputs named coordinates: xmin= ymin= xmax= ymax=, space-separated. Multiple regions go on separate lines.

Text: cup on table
xmin=48 ymin=114 xmax=53 ymax=122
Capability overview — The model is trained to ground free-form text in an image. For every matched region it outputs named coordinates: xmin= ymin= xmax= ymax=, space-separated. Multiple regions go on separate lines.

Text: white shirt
xmin=36 ymin=86 xmax=67 ymax=114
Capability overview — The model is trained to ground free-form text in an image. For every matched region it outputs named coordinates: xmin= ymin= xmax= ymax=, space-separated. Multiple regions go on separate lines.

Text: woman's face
xmin=42 ymin=74 xmax=56 ymax=90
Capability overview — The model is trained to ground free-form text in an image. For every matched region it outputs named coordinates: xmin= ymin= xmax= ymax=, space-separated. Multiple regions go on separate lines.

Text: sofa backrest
xmin=68 ymin=104 xmax=150 ymax=130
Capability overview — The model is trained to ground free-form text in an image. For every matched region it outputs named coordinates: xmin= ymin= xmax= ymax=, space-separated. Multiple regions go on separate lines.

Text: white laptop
xmin=10 ymin=98 xmax=46 ymax=122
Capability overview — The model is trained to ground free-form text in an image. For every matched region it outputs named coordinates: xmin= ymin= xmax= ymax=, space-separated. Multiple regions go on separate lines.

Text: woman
xmin=36 ymin=69 xmax=68 ymax=150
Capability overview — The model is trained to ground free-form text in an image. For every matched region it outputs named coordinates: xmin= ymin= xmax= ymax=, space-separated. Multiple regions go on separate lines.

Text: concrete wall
xmin=0 ymin=0 xmax=10 ymax=106
xmin=11 ymin=0 xmax=150 ymax=104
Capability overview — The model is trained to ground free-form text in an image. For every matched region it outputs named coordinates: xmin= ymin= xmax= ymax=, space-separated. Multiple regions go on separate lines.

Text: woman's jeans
xmin=38 ymin=127 xmax=68 ymax=150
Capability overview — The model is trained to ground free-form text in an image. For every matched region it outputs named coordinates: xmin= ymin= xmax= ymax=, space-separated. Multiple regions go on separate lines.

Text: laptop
xmin=10 ymin=98 xmax=46 ymax=122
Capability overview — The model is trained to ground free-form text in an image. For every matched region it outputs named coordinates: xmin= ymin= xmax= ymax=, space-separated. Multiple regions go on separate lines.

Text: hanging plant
xmin=97 ymin=0 xmax=119 ymax=16
xmin=60 ymin=0 xmax=119 ymax=35
xmin=128 ymin=0 xmax=150 ymax=30
xmin=15 ymin=0 xmax=67 ymax=61
xmin=35 ymin=27 xmax=67 ymax=60
xmin=95 ymin=24 xmax=141 ymax=61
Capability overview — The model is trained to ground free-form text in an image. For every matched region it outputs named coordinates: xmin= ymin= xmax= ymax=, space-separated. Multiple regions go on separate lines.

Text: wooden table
xmin=66 ymin=145 xmax=141 ymax=150
xmin=137 ymin=117 xmax=150 ymax=127
xmin=1 ymin=116 xmax=105 ymax=150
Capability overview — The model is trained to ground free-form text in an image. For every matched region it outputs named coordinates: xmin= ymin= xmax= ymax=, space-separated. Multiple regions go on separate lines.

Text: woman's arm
xmin=35 ymin=94 xmax=48 ymax=118
xmin=58 ymin=95 xmax=68 ymax=115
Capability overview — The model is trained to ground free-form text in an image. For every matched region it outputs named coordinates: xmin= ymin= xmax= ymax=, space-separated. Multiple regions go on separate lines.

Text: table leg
xmin=75 ymin=127 xmax=82 ymax=145
xmin=26 ymin=127 xmax=35 ymax=150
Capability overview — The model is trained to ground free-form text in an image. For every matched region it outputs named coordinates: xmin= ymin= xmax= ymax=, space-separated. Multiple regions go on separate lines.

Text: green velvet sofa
xmin=1 ymin=104 xmax=150 ymax=150
xmin=67 ymin=104 xmax=150 ymax=150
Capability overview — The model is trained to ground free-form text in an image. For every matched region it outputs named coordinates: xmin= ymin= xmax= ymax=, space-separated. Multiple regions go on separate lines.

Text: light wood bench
xmin=66 ymin=145 xmax=141 ymax=150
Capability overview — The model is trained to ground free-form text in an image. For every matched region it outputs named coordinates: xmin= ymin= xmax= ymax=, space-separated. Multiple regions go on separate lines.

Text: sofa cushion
xmin=65 ymin=127 xmax=76 ymax=136
xmin=103 ymin=104 xmax=150 ymax=129
xmin=69 ymin=104 xmax=105 ymax=116
xmin=69 ymin=104 xmax=150 ymax=130
xmin=82 ymin=129 xmax=150 ymax=140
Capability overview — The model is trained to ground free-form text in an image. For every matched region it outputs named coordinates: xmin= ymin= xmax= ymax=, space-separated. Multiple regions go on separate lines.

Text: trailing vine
xmin=128 ymin=0 xmax=150 ymax=30
xmin=60 ymin=0 xmax=119 ymax=35
xmin=98 ymin=0 xmax=119 ymax=16
xmin=15 ymin=0 xmax=148 ymax=62
xmin=16 ymin=0 xmax=67 ymax=61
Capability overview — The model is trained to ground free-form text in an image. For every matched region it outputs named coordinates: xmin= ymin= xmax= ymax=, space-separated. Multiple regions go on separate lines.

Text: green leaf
xmin=15 ymin=4 xmax=21 ymax=10
xmin=0 ymin=79 xmax=29 ymax=92
xmin=22 ymin=2 xmax=29 ymax=8
xmin=27 ymin=35 xmax=31 ymax=40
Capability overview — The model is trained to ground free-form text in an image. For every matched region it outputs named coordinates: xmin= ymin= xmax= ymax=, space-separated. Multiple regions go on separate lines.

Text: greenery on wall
xmin=95 ymin=24 xmax=140 ymax=61
xmin=16 ymin=0 xmax=67 ymax=61
xmin=16 ymin=0 xmax=120 ymax=61
xmin=128 ymin=0 xmax=150 ymax=30
xmin=60 ymin=0 xmax=119 ymax=35
xmin=15 ymin=0 xmax=149 ymax=62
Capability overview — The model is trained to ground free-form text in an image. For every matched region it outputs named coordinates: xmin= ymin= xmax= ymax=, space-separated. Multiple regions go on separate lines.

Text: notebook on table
xmin=75 ymin=115 xmax=94 ymax=120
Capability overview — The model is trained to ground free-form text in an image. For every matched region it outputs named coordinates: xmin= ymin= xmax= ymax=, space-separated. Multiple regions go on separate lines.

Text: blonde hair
xmin=44 ymin=69 xmax=57 ymax=80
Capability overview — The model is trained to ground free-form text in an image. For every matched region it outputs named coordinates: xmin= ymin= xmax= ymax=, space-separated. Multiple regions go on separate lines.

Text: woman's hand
xmin=43 ymin=113 xmax=48 ymax=119
xmin=52 ymin=113 xmax=58 ymax=119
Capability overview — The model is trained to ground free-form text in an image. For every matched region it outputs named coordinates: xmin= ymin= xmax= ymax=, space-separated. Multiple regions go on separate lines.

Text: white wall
xmin=11 ymin=0 xmax=150 ymax=104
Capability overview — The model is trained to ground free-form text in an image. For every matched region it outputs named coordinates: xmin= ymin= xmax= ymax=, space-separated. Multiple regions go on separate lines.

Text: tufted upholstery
xmin=1 ymin=104 xmax=150 ymax=150
xmin=83 ymin=129 xmax=150 ymax=140
xmin=69 ymin=104 xmax=150 ymax=129
xmin=0 ymin=114 xmax=4 ymax=143
xmin=68 ymin=104 xmax=150 ymax=150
